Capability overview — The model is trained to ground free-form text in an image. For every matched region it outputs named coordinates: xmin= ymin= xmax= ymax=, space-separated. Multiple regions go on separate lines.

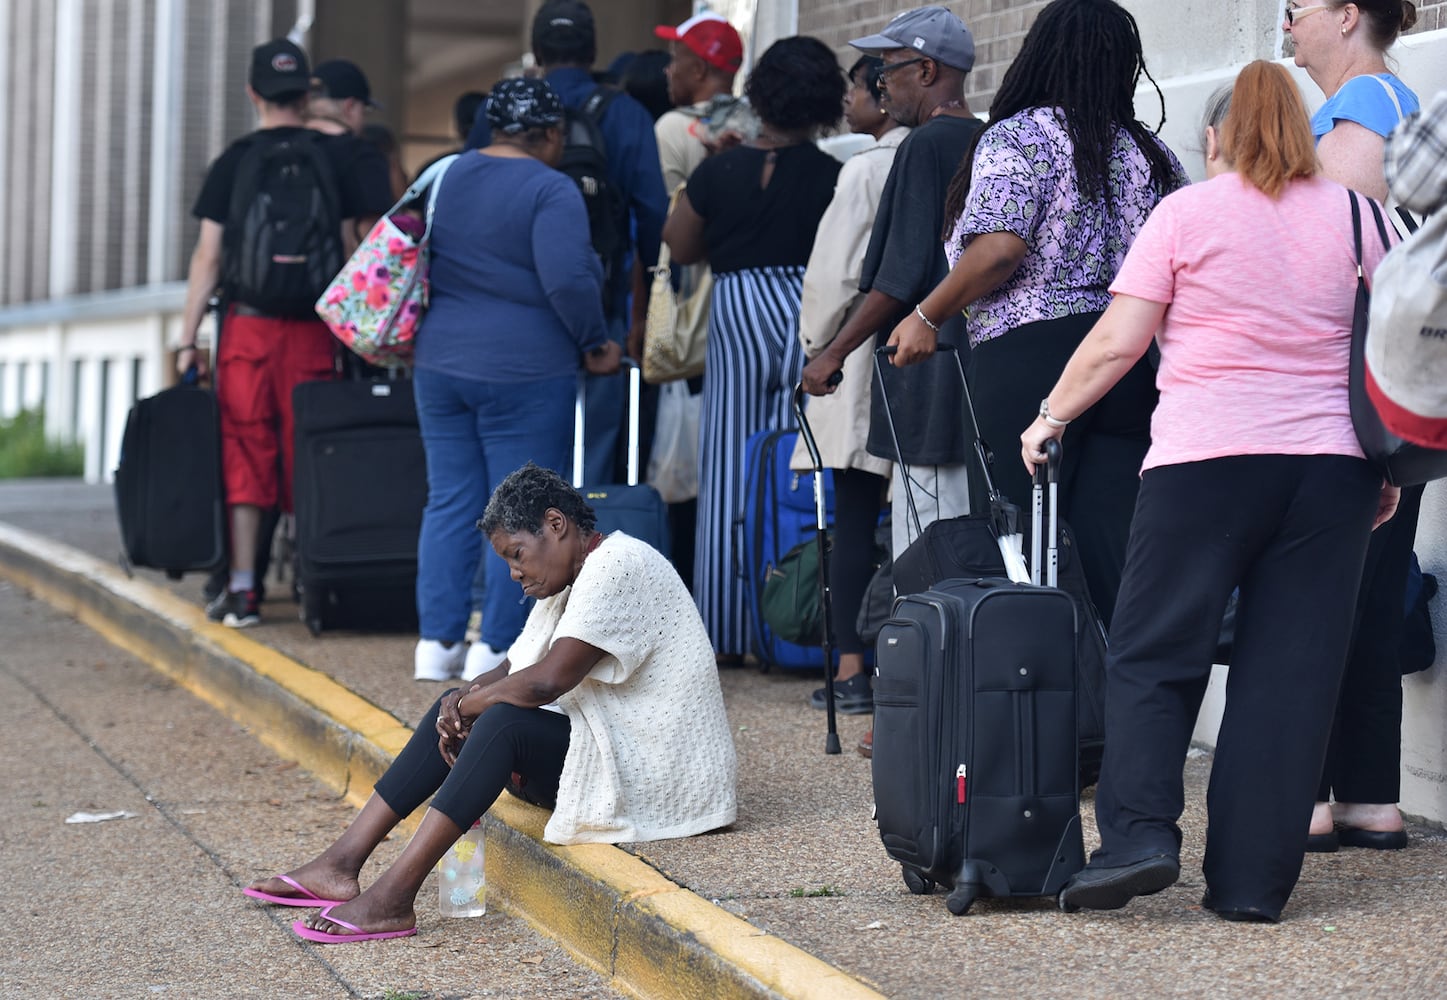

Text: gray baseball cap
xmin=848 ymin=6 xmax=976 ymax=73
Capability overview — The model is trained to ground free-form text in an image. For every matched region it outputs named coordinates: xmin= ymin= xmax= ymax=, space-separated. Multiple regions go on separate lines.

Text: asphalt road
xmin=0 ymin=578 xmax=622 ymax=1000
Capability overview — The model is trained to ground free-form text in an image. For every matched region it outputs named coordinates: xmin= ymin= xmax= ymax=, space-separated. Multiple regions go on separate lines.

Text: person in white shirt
xmin=243 ymin=463 xmax=738 ymax=944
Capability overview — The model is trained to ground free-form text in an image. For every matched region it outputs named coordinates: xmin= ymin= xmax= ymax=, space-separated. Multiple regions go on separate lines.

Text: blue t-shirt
xmin=1311 ymin=73 xmax=1420 ymax=140
xmin=414 ymin=152 xmax=608 ymax=383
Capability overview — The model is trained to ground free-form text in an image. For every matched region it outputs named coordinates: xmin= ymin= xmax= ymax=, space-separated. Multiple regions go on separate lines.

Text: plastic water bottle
xmin=438 ymin=820 xmax=486 ymax=917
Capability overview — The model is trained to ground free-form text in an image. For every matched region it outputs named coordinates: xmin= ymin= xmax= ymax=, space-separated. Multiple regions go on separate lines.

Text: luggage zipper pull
xmin=956 ymin=764 xmax=967 ymax=805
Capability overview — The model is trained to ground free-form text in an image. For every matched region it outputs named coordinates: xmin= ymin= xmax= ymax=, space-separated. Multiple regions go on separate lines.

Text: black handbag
xmin=1347 ymin=191 xmax=1447 ymax=487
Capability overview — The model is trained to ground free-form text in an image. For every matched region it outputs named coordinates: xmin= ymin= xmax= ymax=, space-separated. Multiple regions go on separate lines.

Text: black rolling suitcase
xmin=873 ymin=434 xmax=1085 ymax=915
xmin=876 ymin=346 xmax=1107 ymax=788
xmin=114 ymin=379 xmax=225 ymax=578
xmin=573 ymin=359 xmax=670 ymax=554
xmin=292 ymin=376 xmax=426 ymax=635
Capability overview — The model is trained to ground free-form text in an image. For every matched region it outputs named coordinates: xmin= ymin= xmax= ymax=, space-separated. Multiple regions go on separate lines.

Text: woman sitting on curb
xmin=243 ymin=464 xmax=738 ymax=943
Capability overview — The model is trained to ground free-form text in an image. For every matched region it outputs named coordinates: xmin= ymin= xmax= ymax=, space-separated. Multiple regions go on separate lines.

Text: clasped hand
xmin=436 ymin=686 xmax=479 ymax=766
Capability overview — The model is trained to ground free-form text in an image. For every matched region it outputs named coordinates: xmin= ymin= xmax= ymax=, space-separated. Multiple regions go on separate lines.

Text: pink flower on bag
xmin=388 ymin=237 xmax=408 ymax=255
xmin=351 ymin=269 xmax=368 ymax=291
xmin=325 ymin=284 xmax=349 ymax=306
xmin=366 ymin=284 xmax=392 ymax=310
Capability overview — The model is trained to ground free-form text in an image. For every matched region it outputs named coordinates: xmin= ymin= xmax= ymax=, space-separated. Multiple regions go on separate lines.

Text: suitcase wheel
xmin=945 ymin=883 xmax=979 ymax=916
xmin=901 ymin=867 xmax=935 ymax=896
xmin=300 ymin=588 xmax=325 ymax=637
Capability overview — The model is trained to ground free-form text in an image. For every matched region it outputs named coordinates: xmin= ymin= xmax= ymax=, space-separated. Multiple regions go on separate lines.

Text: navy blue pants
xmin=1090 ymin=454 xmax=1380 ymax=918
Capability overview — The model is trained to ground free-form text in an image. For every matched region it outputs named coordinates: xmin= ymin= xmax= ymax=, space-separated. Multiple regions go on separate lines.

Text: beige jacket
xmin=791 ymin=127 xmax=909 ymax=476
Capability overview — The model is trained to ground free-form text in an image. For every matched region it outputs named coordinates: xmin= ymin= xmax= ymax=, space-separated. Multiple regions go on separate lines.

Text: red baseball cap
xmin=655 ymin=13 xmax=743 ymax=74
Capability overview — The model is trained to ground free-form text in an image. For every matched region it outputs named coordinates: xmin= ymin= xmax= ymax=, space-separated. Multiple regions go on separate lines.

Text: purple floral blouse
xmin=945 ymin=106 xmax=1186 ymax=347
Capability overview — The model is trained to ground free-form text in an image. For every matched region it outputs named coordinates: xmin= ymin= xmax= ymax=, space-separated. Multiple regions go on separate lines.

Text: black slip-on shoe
xmin=1336 ymin=825 xmax=1408 ymax=850
xmin=1305 ymin=830 xmax=1340 ymax=853
xmin=809 ymin=673 xmax=874 ymax=714
xmin=1201 ymin=891 xmax=1279 ymax=923
xmin=1058 ymin=854 xmax=1180 ymax=912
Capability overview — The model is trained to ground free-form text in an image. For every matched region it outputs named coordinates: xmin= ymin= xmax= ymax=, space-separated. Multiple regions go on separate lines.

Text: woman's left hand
xmin=885 ymin=310 xmax=938 ymax=367
xmin=1373 ymin=483 xmax=1402 ymax=530
xmin=1021 ymin=416 xmax=1066 ymax=477
xmin=584 ymin=340 xmax=623 ymax=375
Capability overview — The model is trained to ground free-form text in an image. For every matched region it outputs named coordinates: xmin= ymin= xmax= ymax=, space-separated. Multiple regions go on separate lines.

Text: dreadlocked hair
xmin=941 ymin=0 xmax=1180 ymax=238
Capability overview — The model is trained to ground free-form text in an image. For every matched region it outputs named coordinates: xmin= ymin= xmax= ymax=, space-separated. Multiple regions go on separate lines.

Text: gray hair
xmin=477 ymin=463 xmax=597 ymax=538
xmin=1200 ymin=83 xmax=1233 ymax=150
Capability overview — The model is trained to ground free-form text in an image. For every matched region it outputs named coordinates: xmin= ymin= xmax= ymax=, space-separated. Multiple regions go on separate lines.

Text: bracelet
xmin=913 ymin=304 xmax=940 ymax=333
xmin=1039 ymin=398 xmax=1070 ymax=429
xmin=177 ymin=343 xmax=197 ymax=351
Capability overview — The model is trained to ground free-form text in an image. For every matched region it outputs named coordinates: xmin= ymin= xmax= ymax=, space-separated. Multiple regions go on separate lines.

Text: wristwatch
xmin=1038 ymin=398 xmax=1069 ymax=429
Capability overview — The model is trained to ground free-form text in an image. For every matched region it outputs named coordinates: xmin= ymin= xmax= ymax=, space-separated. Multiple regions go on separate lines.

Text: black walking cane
xmin=792 ymin=382 xmax=841 ymax=755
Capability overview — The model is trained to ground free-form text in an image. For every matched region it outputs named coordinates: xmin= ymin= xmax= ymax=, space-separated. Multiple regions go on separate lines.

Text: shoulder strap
xmin=422 ymin=154 xmax=460 ymax=240
xmin=582 ymin=84 xmax=620 ymax=121
xmin=1365 ymin=195 xmax=1392 ymax=252
xmin=1349 ymin=189 xmax=1365 ymax=276
xmin=1368 ymin=74 xmax=1406 ymax=123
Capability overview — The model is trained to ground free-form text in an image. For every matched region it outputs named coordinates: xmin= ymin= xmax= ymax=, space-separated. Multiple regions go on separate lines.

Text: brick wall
xmin=798 ymin=1 xmax=1446 ymax=114
xmin=1413 ymin=0 xmax=1446 ymax=33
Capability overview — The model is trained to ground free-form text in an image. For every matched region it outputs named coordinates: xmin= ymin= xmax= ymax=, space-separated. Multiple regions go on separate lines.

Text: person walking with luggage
xmin=662 ymin=36 xmax=845 ymax=664
xmin=1024 ymin=62 xmax=1401 ymax=922
xmin=411 ymin=79 xmax=621 ymax=684
xmin=794 ymin=55 xmax=906 ymax=714
xmin=886 ymin=0 xmax=1187 ymax=630
xmin=800 ymin=7 xmax=983 ymax=574
xmin=245 ymin=464 xmax=737 ymax=943
xmin=177 ymin=39 xmax=392 ymax=629
xmin=1286 ymin=0 xmax=1425 ymax=853
xmin=467 ymin=0 xmax=668 ymax=488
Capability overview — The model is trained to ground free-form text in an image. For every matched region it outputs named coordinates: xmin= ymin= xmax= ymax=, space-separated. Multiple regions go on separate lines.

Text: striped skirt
xmin=694 ymin=266 xmax=806 ymax=655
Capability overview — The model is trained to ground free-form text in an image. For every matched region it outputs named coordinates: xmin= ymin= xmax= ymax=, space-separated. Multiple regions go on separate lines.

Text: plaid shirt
xmin=1385 ymin=89 xmax=1447 ymax=216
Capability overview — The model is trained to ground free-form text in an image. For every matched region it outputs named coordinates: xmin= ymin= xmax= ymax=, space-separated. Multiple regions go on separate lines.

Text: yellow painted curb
xmin=0 ymin=521 xmax=887 ymax=1000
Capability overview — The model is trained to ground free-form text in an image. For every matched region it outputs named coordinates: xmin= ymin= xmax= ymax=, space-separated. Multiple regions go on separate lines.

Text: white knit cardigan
xmin=504 ymin=533 xmax=738 ymax=844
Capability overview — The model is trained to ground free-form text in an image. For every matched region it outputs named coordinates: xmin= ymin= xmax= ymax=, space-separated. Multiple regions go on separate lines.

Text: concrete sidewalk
xmin=2 ymin=479 xmax=1445 ymax=999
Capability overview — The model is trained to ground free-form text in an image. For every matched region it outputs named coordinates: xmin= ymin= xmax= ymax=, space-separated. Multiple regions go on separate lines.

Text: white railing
xmin=0 ymin=282 xmax=212 ymax=483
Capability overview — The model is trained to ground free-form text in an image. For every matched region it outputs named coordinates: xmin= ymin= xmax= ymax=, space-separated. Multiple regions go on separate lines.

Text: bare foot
xmin=301 ymin=887 xmax=416 ymax=936
xmin=1309 ymin=801 xmax=1334 ymax=837
xmin=251 ymin=860 xmax=360 ymax=904
xmin=1331 ymin=801 xmax=1404 ymax=832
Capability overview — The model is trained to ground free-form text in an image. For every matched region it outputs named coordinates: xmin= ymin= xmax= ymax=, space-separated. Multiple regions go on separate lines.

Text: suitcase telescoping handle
xmin=872 ymin=344 xmax=1000 ymax=538
xmin=791 ymin=383 xmax=842 ymax=756
xmin=573 ymin=357 xmax=643 ymax=489
xmin=1030 ymin=438 xmax=1063 ymax=588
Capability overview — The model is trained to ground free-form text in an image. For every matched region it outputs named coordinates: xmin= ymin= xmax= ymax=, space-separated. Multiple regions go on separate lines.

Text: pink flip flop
xmin=292 ymin=906 xmax=418 ymax=945
xmin=242 ymin=873 xmax=349 ymax=908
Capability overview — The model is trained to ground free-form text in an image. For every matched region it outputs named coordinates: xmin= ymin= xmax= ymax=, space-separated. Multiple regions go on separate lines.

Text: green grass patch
xmin=0 ymin=409 xmax=83 ymax=478
xmin=788 ymin=885 xmax=842 ymax=898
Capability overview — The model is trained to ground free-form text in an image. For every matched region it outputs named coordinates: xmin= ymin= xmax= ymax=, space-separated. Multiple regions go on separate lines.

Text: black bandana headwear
xmin=486 ymin=77 xmax=565 ymax=135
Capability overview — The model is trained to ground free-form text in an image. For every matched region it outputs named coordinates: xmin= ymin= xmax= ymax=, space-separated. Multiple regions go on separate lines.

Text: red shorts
xmin=217 ymin=309 xmax=337 ymax=512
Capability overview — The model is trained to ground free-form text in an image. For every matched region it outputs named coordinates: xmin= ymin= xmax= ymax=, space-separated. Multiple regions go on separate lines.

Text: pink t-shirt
xmin=1111 ymin=172 xmax=1392 ymax=472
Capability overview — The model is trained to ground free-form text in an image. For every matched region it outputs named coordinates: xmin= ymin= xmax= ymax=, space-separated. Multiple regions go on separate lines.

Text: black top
xmin=860 ymin=114 xmax=984 ymax=467
xmin=686 ymin=143 xmax=841 ymax=274
xmin=192 ymin=126 xmax=394 ymax=223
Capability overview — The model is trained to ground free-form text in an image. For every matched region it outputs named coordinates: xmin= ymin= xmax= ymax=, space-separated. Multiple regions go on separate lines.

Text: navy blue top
xmin=466 ymin=67 xmax=668 ymax=314
xmin=415 ymin=152 xmax=608 ymax=383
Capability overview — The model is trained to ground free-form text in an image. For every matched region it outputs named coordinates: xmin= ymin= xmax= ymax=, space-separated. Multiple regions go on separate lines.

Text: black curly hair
xmin=850 ymin=55 xmax=886 ymax=104
xmin=744 ymin=36 xmax=844 ymax=134
xmin=477 ymin=463 xmax=597 ymax=538
xmin=941 ymin=0 xmax=1180 ymax=233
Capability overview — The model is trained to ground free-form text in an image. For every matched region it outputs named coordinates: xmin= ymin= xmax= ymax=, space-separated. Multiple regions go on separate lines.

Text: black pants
xmin=1092 ymin=455 xmax=1379 ymax=918
xmin=829 ymin=468 xmax=887 ymax=656
xmin=969 ymin=313 xmax=1156 ymax=627
xmin=372 ymin=696 xmax=571 ymax=830
xmin=1318 ymin=483 xmax=1425 ymax=804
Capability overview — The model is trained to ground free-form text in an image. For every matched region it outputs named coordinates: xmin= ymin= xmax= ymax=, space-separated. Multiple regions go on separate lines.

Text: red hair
xmin=1220 ymin=61 xmax=1318 ymax=198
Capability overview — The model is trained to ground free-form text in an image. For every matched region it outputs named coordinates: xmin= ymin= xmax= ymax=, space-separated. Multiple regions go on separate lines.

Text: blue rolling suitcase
xmin=738 ymin=427 xmax=837 ymax=670
xmin=573 ymin=360 xmax=670 ymax=555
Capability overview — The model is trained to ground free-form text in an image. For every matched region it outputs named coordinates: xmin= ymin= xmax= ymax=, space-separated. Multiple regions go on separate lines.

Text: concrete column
xmin=310 ymin=0 xmax=408 ymax=133
xmin=0 ymin=0 xmax=11 ymax=307
xmin=147 ymin=0 xmax=184 ymax=286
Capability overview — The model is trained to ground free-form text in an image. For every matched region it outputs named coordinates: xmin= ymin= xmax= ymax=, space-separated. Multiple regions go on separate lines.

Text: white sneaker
xmin=414 ymin=639 xmax=465 ymax=681
xmin=462 ymin=641 xmax=506 ymax=681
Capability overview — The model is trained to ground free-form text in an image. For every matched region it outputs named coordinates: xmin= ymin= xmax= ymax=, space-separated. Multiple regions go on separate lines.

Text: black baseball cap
xmin=533 ymin=0 xmax=596 ymax=48
xmin=249 ymin=39 xmax=311 ymax=101
xmin=311 ymin=59 xmax=382 ymax=109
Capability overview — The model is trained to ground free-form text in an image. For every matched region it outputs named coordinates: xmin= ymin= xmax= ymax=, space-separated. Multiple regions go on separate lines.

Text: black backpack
xmin=222 ymin=132 xmax=344 ymax=319
xmin=559 ymin=86 xmax=629 ymax=314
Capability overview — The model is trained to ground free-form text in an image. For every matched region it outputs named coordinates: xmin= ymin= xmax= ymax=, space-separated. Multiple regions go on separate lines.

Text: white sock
xmin=229 ymin=570 xmax=255 ymax=593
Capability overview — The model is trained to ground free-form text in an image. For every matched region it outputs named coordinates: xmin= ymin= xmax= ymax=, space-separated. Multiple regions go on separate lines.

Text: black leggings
xmin=830 ymin=468 xmax=887 ymax=655
xmin=372 ymin=695 xmax=571 ymax=831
